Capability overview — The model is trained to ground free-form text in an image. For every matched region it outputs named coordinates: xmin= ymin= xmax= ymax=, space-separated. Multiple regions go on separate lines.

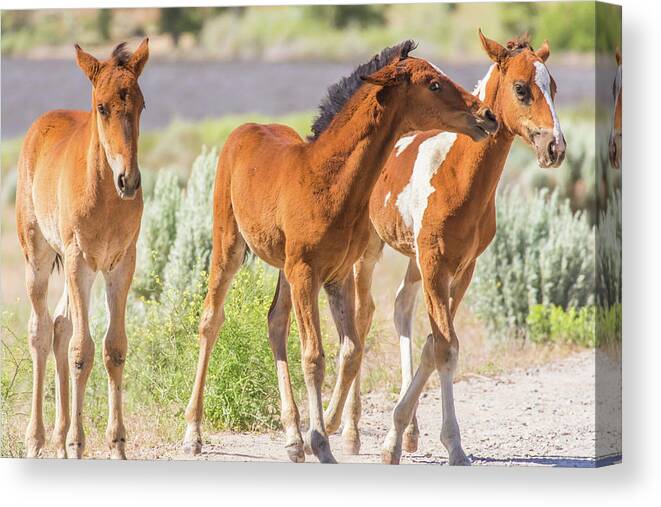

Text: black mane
xmin=111 ymin=42 xmax=131 ymax=67
xmin=308 ymin=40 xmax=417 ymax=141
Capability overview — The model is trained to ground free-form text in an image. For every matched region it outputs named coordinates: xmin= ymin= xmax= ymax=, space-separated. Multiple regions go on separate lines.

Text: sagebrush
xmin=468 ymin=188 xmax=595 ymax=340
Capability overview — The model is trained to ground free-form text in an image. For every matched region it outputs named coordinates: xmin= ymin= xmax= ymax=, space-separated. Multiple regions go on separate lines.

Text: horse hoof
xmin=307 ymin=430 xmax=337 ymax=463
xmin=66 ymin=442 xmax=84 ymax=459
xmin=55 ymin=447 xmax=68 ymax=459
xmin=182 ymin=439 xmax=202 ymax=456
xmin=110 ymin=448 xmax=127 ymax=460
xmin=285 ymin=442 xmax=305 ymax=463
xmin=318 ymin=449 xmax=338 ymax=464
xmin=381 ymin=448 xmax=401 ymax=465
xmin=449 ymin=451 xmax=471 ymax=466
xmin=25 ymin=446 xmax=44 ymax=459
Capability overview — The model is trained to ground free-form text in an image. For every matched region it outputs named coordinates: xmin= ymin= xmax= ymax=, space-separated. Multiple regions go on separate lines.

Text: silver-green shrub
xmin=161 ymin=147 xmax=218 ymax=300
xmin=596 ymin=190 xmax=622 ymax=307
xmin=133 ymin=169 xmax=182 ymax=299
xmin=468 ymin=188 xmax=595 ymax=339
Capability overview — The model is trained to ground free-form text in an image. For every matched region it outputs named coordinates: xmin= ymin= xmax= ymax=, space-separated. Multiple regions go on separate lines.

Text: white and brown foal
xmin=327 ymin=31 xmax=566 ymax=464
xmin=16 ymin=40 xmax=149 ymax=459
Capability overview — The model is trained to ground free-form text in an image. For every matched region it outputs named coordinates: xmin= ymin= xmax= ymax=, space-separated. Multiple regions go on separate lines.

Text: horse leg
xmin=382 ymin=333 xmax=436 ymax=464
xmin=266 ymin=270 xmax=304 ymax=463
xmin=449 ymin=261 xmax=475 ymax=319
xmin=322 ymin=274 xmax=363 ymax=435
xmin=52 ymin=281 xmax=72 ymax=458
xmin=394 ymin=258 xmax=422 ymax=453
xmin=101 ymin=244 xmax=136 ymax=459
xmin=22 ymin=235 xmax=54 ymax=458
xmin=65 ymin=247 xmax=96 ymax=459
xmin=423 ymin=263 xmax=470 ymax=466
xmin=339 ymin=228 xmax=383 ymax=455
xmin=183 ymin=214 xmax=245 ymax=455
xmin=286 ymin=261 xmax=336 ymax=463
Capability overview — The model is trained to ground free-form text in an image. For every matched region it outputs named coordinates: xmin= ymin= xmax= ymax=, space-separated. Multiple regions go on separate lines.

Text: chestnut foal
xmin=16 ymin=40 xmax=149 ymax=459
xmin=329 ymin=32 xmax=567 ymax=464
xmin=183 ymin=41 xmax=498 ymax=463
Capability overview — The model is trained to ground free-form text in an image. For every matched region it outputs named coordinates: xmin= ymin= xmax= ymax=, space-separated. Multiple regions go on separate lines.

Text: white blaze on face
xmin=533 ymin=61 xmax=565 ymax=151
xmin=425 ymin=60 xmax=447 ymax=76
xmin=395 ymin=134 xmax=417 ymax=157
xmin=473 ymin=63 xmax=497 ymax=101
xmin=396 ymin=132 xmax=457 ymax=265
xmin=97 ymin=118 xmax=126 ymax=180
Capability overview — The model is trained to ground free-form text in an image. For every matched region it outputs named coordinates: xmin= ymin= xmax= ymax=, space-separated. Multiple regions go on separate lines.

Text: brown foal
xmin=329 ymin=31 xmax=567 ymax=464
xmin=16 ymin=40 xmax=149 ymax=459
xmin=182 ymin=41 xmax=498 ymax=463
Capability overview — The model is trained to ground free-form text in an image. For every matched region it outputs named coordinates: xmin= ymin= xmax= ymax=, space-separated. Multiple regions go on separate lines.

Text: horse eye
xmin=97 ymin=104 xmax=108 ymax=116
xmin=514 ymin=83 xmax=529 ymax=100
xmin=429 ymin=82 xmax=441 ymax=92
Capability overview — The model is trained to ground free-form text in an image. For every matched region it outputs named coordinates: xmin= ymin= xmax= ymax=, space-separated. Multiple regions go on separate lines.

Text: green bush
xmin=468 ymin=188 xmax=595 ymax=339
xmin=121 ymin=261 xmax=299 ymax=432
xmin=527 ymin=304 xmax=595 ymax=347
xmin=161 ymin=147 xmax=217 ymax=300
xmin=134 ymin=168 xmax=182 ymax=299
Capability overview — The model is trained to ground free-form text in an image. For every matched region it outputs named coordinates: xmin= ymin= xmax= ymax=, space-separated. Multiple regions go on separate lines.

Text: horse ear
xmin=615 ymin=46 xmax=622 ymax=65
xmin=479 ymin=29 xmax=508 ymax=64
xmin=360 ymin=64 xmax=404 ymax=87
xmin=129 ymin=38 xmax=149 ymax=77
xmin=536 ymin=40 xmax=551 ymax=62
xmin=75 ymin=44 xmax=101 ymax=83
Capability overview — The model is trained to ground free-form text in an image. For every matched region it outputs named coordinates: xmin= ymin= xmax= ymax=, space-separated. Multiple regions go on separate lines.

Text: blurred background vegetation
xmin=1 ymin=2 xmax=620 ymax=61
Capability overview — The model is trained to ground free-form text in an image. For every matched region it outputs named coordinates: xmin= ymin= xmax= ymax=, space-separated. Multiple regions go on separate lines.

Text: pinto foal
xmin=183 ymin=41 xmax=498 ymax=463
xmin=16 ymin=40 xmax=149 ymax=459
xmin=328 ymin=31 xmax=567 ymax=464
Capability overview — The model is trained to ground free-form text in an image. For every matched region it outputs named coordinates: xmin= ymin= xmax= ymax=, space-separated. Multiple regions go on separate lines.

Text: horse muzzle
xmin=116 ymin=170 xmax=141 ymax=200
xmin=468 ymin=107 xmax=499 ymax=141
xmin=532 ymin=128 xmax=566 ymax=168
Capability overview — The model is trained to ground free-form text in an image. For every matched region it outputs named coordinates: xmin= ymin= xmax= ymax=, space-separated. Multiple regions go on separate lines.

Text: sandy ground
xmin=137 ymin=351 xmax=619 ymax=467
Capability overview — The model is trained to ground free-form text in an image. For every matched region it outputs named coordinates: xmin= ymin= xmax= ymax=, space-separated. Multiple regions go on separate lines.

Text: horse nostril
xmin=548 ymin=140 xmax=556 ymax=160
xmin=118 ymin=174 xmax=126 ymax=191
xmin=484 ymin=108 xmax=497 ymax=123
xmin=135 ymin=172 xmax=141 ymax=190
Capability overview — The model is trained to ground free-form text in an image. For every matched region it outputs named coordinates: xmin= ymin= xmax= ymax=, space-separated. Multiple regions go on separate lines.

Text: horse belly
xmin=31 ymin=174 xmax=65 ymax=255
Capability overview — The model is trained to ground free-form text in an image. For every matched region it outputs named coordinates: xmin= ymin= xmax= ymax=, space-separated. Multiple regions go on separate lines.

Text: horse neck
xmin=312 ymin=86 xmax=407 ymax=215
xmin=451 ymin=67 xmax=515 ymax=205
xmin=83 ymin=113 xmax=117 ymax=200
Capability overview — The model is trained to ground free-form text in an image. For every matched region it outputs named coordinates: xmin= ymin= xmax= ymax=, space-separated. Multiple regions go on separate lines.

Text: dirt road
xmin=140 ymin=351 xmax=620 ymax=467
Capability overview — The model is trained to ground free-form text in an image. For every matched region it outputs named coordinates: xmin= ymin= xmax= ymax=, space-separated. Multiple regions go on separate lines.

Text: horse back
xmin=18 ymin=109 xmax=90 ymax=183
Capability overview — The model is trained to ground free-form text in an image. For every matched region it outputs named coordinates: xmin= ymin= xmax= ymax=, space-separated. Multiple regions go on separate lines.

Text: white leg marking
xmin=394 ymin=279 xmax=420 ymax=393
xmin=395 ymin=134 xmax=417 ymax=157
xmin=533 ymin=61 xmax=565 ymax=151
